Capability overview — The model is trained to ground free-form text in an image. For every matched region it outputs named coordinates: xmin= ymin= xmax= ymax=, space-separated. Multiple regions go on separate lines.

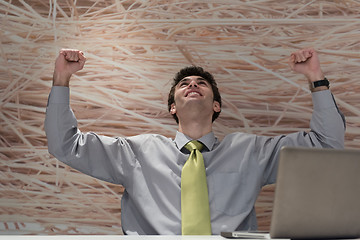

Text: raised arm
xmin=45 ymin=49 xmax=135 ymax=185
xmin=257 ymin=48 xmax=345 ymax=185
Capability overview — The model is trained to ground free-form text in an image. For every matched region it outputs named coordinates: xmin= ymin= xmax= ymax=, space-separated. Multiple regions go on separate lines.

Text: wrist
xmin=53 ymin=71 xmax=71 ymax=87
xmin=306 ymin=71 xmax=324 ymax=82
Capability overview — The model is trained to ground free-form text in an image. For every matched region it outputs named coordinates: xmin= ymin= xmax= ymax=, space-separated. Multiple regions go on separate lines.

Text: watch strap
xmin=311 ymin=78 xmax=329 ymax=89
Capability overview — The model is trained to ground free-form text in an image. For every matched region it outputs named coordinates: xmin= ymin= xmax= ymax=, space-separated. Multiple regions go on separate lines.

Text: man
xmin=45 ymin=48 xmax=345 ymax=235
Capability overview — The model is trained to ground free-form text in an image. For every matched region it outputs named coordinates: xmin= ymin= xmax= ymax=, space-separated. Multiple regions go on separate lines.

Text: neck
xmin=177 ymin=115 xmax=213 ymax=140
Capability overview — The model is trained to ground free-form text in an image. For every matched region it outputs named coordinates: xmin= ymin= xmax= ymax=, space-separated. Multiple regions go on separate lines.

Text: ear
xmin=213 ymin=101 xmax=221 ymax=113
xmin=170 ymin=103 xmax=177 ymax=115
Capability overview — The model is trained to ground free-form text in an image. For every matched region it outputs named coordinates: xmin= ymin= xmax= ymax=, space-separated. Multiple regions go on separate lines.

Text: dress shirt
xmin=45 ymin=86 xmax=345 ymax=235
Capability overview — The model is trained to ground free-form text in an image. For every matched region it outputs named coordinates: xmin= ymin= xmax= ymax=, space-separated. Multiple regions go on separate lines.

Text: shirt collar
xmin=174 ymin=131 xmax=216 ymax=152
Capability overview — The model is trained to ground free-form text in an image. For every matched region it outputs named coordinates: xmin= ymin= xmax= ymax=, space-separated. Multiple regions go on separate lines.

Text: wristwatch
xmin=311 ymin=78 xmax=330 ymax=89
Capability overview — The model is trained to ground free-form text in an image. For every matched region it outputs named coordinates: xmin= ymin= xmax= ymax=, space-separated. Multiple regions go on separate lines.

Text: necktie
xmin=181 ymin=140 xmax=212 ymax=235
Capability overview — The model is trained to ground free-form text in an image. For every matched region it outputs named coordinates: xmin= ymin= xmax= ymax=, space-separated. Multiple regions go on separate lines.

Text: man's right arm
xmin=44 ymin=50 xmax=135 ymax=185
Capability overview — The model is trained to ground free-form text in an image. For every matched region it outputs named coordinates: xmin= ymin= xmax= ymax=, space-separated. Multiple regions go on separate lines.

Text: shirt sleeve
xmin=256 ymin=90 xmax=346 ymax=186
xmin=44 ymin=86 xmax=136 ymax=185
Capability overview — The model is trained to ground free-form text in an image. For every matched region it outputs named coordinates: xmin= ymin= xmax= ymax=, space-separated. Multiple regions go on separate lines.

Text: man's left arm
xmin=259 ymin=48 xmax=345 ymax=185
xmin=290 ymin=47 xmax=345 ymax=149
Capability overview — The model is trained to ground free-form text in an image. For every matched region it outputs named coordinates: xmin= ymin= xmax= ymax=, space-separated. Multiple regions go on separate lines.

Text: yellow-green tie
xmin=181 ymin=140 xmax=212 ymax=235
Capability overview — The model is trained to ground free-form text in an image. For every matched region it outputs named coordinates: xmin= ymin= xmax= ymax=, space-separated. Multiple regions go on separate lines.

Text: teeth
xmin=188 ymin=92 xmax=200 ymax=96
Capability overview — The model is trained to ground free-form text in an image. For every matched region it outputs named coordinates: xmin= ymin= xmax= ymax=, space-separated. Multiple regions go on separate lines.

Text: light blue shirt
xmin=45 ymin=86 xmax=345 ymax=235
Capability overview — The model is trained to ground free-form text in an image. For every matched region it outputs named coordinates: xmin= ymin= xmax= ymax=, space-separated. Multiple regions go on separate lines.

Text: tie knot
xmin=185 ymin=140 xmax=204 ymax=152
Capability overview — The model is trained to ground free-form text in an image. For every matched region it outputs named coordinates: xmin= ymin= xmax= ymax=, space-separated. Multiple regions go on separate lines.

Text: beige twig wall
xmin=0 ymin=0 xmax=359 ymax=235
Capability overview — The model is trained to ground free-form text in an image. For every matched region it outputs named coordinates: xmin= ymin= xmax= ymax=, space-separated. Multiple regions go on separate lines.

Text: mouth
xmin=185 ymin=91 xmax=202 ymax=97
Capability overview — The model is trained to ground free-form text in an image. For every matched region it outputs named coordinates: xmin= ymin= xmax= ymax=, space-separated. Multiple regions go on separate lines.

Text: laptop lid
xmin=270 ymin=147 xmax=360 ymax=239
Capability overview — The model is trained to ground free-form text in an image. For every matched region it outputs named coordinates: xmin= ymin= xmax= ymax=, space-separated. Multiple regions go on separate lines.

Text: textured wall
xmin=0 ymin=0 xmax=359 ymax=234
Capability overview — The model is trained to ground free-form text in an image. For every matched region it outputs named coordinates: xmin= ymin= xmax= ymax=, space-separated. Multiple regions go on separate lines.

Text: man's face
xmin=170 ymin=76 xmax=220 ymax=120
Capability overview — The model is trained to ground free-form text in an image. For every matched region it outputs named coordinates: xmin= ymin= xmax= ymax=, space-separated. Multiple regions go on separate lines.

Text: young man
xmin=45 ymin=48 xmax=345 ymax=235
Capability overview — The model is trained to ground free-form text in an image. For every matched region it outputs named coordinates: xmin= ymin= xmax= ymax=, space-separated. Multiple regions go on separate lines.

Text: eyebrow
xmin=178 ymin=76 xmax=207 ymax=84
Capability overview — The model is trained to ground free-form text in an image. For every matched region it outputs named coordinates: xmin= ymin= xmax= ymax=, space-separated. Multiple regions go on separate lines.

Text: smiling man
xmin=45 ymin=48 xmax=345 ymax=235
xmin=169 ymin=74 xmax=221 ymax=139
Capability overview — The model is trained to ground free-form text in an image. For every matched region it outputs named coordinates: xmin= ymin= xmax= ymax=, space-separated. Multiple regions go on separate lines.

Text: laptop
xmin=221 ymin=147 xmax=360 ymax=239
xmin=270 ymin=146 xmax=360 ymax=239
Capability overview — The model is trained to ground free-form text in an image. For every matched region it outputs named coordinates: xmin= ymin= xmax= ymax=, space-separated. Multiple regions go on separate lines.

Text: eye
xmin=179 ymin=81 xmax=188 ymax=87
xmin=198 ymin=80 xmax=207 ymax=85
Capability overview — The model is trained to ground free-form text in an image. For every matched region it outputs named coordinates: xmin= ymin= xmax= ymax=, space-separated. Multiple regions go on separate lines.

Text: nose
xmin=189 ymin=80 xmax=198 ymax=88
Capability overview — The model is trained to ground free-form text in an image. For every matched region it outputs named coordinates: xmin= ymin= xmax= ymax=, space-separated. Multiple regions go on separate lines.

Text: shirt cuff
xmin=48 ymin=86 xmax=70 ymax=104
xmin=312 ymin=89 xmax=335 ymax=110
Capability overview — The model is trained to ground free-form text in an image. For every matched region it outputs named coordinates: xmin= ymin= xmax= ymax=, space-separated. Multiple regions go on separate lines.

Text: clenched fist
xmin=289 ymin=48 xmax=324 ymax=80
xmin=53 ymin=49 xmax=86 ymax=87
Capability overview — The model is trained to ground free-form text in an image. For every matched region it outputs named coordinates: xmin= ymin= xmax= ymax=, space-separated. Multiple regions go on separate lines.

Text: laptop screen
xmin=270 ymin=147 xmax=360 ymax=239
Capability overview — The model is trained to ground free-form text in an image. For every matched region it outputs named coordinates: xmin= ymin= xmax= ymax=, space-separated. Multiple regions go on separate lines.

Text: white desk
xmin=0 ymin=236 xmax=226 ymax=240
xmin=0 ymin=236 xmax=359 ymax=240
